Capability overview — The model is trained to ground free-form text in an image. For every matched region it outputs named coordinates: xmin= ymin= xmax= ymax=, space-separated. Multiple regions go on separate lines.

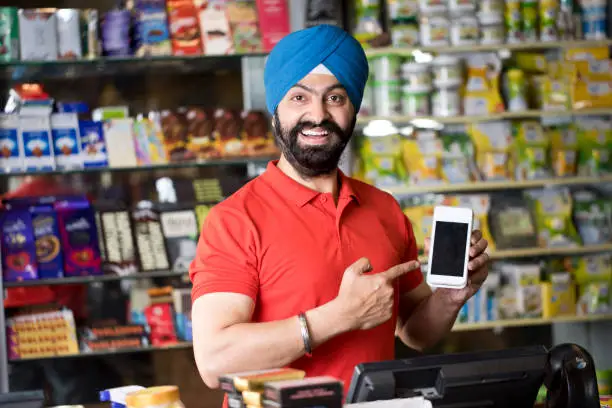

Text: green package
xmin=0 ymin=7 xmax=18 ymax=62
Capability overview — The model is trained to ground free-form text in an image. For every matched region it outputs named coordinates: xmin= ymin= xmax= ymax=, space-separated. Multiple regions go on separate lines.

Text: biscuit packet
xmin=241 ymin=110 xmax=278 ymax=157
xmin=213 ymin=109 xmax=245 ymax=157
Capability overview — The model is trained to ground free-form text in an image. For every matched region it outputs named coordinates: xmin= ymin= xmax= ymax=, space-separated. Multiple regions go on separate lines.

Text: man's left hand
xmin=425 ymin=230 xmax=489 ymax=305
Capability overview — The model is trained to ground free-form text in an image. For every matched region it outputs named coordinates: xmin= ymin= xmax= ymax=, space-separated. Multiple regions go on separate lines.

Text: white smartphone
xmin=426 ymin=205 xmax=474 ymax=289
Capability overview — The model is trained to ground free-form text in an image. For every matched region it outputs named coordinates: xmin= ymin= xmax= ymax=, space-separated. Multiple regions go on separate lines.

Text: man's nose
xmin=307 ymin=100 xmax=330 ymax=124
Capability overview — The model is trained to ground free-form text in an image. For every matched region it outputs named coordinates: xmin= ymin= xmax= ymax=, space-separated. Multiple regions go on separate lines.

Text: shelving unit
xmin=3 ymin=270 xmax=188 ymax=288
xmin=452 ymin=313 xmax=612 ymax=332
xmin=357 ymin=108 xmax=612 ymax=125
xmin=364 ymin=39 xmax=612 ymax=56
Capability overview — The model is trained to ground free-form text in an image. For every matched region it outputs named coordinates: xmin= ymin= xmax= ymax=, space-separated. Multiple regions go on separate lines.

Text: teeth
xmin=302 ymin=129 xmax=328 ymax=137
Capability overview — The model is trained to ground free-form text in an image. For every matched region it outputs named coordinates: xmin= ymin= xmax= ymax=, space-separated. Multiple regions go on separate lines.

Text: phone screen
xmin=430 ymin=221 xmax=469 ymax=277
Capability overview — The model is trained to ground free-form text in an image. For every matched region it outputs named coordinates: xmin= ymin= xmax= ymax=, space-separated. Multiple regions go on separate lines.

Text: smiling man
xmin=189 ymin=24 xmax=489 ymax=398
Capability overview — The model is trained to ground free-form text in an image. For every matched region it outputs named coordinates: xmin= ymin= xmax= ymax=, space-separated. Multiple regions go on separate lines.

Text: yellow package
xmin=361 ymin=154 xmax=408 ymax=185
xmin=402 ymin=139 xmax=443 ymax=184
xmin=361 ymin=134 xmax=403 ymax=156
xmin=534 ymin=76 xmax=571 ymax=111
xmin=551 ymin=150 xmax=578 ymax=177
xmin=443 ymin=194 xmax=496 ymax=251
xmin=463 ymin=54 xmax=505 ymax=115
xmin=514 ymin=52 xmax=548 ymax=73
xmin=403 ymin=204 xmax=435 ymax=254
xmin=477 ymin=152 xmax=511 ymax=180
xmin=565 ymin=46 xmax=610 ymax=61
xmin=541 ymin=273 xmax=577 ymax=318
xmin=571 ymin=59 xmax=612 ymax=82
xmin=570 ymin=60 xmax=612 ymax=109
xmin=469 ymin=121 xmax=513 ymax=152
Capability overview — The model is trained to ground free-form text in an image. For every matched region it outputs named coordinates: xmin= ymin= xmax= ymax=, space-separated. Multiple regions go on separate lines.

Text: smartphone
xmin=426 ymin=205 xmax=473 ymax=289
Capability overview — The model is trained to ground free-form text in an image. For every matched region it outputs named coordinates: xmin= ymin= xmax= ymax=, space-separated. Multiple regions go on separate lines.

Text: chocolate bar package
xmin=0 ymin=208 xmax=38 ymax=282
xmin=82 ymin=323 xmax=148 ymax=340
xmin=228 ymin=393 xmax=247 ymax=408
xmin=263 ymin=376 xmax=343 ymax=408
xmin=159 ymin=206 xmax=198 ymax=272
xmin=54 ymin=198 xmax=102 ymax=276
xmin=219 ymin=368 xmax=306 ymax=393
xmin=95 ymin=202 xmax=137 ymax=275
xmin=132 ymin=201 xmax=170 ymax=271
xmin=30 ymin=205 xmax=64 ymax=279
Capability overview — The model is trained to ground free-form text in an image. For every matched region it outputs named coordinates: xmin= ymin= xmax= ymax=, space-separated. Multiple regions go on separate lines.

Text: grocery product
xmin=388 ymin=0 xmax=419 ymax=19
xmin=402 ymin=137 xmax=443 ymax=185
xmin=505 ymin=0 xmax=522 ymax=43
xmin=133 ymin=0 xmax=172 ymax=57
xmin=581 ymin=0 xmax=607 ymax=40
xmin=213 ymin=109 xmax=245 ymax=156
xmin=512 ymin=121 xmax=550 ymax=180
xmin=0 ymin=8 xmax=19 ymax=61
xmin=101 ymin=9 xmax=132 ymax=57
xmin=401 ymin=62 xmax=431 ymax=88
xmin=125 ymin=386 xmax=185 ymax=408
xmin=573 ymin=190 xmax=612 ymax=245
xmin=541 ymin=272 xmax=576 ymax=317
xmin=132 ymin=201 xmax=171 ymax=272
xmin=522 ymin=0 xmax=538 ymax=41
xmin=504 ymin=69 xmax=528 ymax=112
xmin=51 ymin=113 xmax=83 ymax=170
xmin=419 ymin=15 xmax=450 ymax=46
xmin=160 ymin=208 xmax=198 ymax=272
xmin=539 ymin=0 xmax=559 ymax=41
xmin=371 ymin=54 xmax=401 ymax=81
xmin=227 ymin=1 xmax=263 ymax=53
xmin=197 ymin=0 xmax=233 ymax=55
xmin=448 ymin=0 xmax=476 ymax=14
xmin=18 ymin=9 xmax=58 ymax=60
xmin=489 ymin=193 xmax=538 ymax=249
xmin=360 ymin=82 xmax=373 ymax=116
xmin=402 ymin=84 xmax=431 ymax=116
xmin=527 ymin=188 xmax=581 ymax=248
xmin=373 ymin=81 xmax=402 ymax=116
xmin=391 ymin=23 xmax=420 ymax=47
xmin=254 ymin=0 xmax=290 ymax=52
xmin=0 ymin=208 xmax=38 ymax=282
xmin=548 ymin=121 xmax=578 ymax=177
xmin=478 ymin=12 xmax=505 ymax=45
xmin=353 ymin=0 xmax=383 ymax=47
xmin=418 ymin=0 xmax=447 ymax=14
xmin=439 ymin=127 xmax=477 ymax=183
xmin=0 ymin=114 xmax=22 ymax=172
xmin=82 ymin=9 xmax=100 ymax=59
xmin=104 ymin=118 xmax=138 ymax=167
xmin=570 ymin=59 xmax=612 ymax=110
xmin=56 ymin=9 xmax=83 ymax=60
xmin=55 ymin=198 xmax=103 ymax=277
xmin=79 ymin=120 xmax=109 ymax=168
xmin=166 ymin=0 xmax=202 ymax=56
xmin=241 ymin=110 xmax=278 ymax=157
xmin=402 ymin=197 xmax=436 ymax=253
xmin=499 ymin=262 xmax=542 ymax=319
xmin=19 ymin=115 xmax=55 ymax=171
xmin=450 ymin=15 xmax=479 ymax=46
xmin=576 ymin=117 xmax=612 ymax=176
xmin=480 ymin=0 xmax=505 ymax=14
xmin=96 ymin=202 xmax=138 ymax=276
xmin=431 ymin=55 xmax=462 ymax=88
xmin=463 ymin=53 xmax=504 ymax=115
xmin=432 ymin=87 xmax=461 ymax=117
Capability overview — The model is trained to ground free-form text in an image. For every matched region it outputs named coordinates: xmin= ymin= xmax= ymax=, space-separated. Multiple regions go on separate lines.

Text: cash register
xmin=346 ymin=343 xmax=601 ymax=408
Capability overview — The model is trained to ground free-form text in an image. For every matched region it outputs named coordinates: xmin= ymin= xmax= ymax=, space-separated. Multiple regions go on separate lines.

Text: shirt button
xmin=320 ymin=195 xmax=327 ymax=203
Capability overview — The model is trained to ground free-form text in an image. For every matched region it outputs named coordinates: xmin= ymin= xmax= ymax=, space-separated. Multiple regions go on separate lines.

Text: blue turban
xmin=263 ymin=24 xmax=369 ymax=115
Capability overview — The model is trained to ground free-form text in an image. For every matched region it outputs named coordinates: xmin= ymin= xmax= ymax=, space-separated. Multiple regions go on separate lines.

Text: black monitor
xmin=346 ymin=345 xmax=548 ymax=408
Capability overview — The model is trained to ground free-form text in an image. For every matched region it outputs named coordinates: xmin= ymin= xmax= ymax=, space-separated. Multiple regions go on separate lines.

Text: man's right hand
xmin=334 ymin=257 xmax=420 ymax=331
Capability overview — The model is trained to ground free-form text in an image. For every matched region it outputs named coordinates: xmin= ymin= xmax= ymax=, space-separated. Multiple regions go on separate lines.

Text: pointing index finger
xmin=381 ymin=261 xmax=421 ymax=281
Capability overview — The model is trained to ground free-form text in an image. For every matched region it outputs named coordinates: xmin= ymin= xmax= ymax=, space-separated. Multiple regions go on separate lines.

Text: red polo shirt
xmin=190 ymin=161 xmax=422 ymax=394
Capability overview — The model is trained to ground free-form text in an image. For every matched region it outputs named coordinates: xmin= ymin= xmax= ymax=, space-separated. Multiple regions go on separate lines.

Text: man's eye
xmin=328 ymin=95 xmax=345 ymax=103
xmin=292 ymin=95 xmax=305 ymax=102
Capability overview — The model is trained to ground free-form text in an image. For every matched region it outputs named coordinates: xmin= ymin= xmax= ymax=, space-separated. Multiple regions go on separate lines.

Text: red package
xmin=144 ymin=303 xmax=178 ymax=347
xmin=167 ymin=0 xmax=203 ymax=55
xmin=255 ymin=0 xmax=290 ymax=52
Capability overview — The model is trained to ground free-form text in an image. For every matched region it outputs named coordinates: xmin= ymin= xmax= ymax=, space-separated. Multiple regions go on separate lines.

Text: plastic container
xmin=582 ymin=0 xmax=607 ymax=40
xmin=480 ymin=0 xmax=504 ymax=14
xmin=522 ymin=0 xmax=538 ymax=42
xmin=401 ymin=62 xmax=431 ymax=88
xmin=371 ymin=54 xmax=401 ymax=81
xmin=391 ymin=24 xmax=419 ymax=47
xmin=419 ymin=0 xmax=447 ymax=14
xmin=451 ymin=14 xmax=479 ymax=46
xmin=373 ymin=81 xmax=402 ymax=116
xmin=359 ymin=83 xmax=374 ymax=116
xmin=448 ymin=0 xmax=476 ymax=14
xmin=419 ymin=15 xmax=450 ymax=46
xmin=505 ymin=69 xmax=528 ymax=112
xmin=126 ymin=386 xmax=184 ymax=408
xmin=479 ymin=12 xmax=505 ymax=44
xmin=432 ymin=87 xmax=461 ymax=117
xmin=402 ymin=84 xmax=432 ymax=116
xmin=505 ymin=0 xmax=523 ymax=43
xmin=431 ymin=55 xmax=462 ymax=88
xmin=539 ymin=0 xmax=559 ymax=41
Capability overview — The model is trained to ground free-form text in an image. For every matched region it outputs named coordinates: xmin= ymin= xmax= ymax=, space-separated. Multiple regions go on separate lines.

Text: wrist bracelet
xmin=297 ymin=312 xmax=313 ymax=358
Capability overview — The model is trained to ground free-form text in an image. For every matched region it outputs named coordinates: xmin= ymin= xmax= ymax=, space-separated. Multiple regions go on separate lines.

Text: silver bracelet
xmin=297 ymin=312 xmax=312 ymax=357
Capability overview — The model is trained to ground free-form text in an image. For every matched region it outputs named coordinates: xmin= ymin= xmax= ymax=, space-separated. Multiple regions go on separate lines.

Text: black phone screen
xmin=430 ymin=221 xmax=469 ymax=277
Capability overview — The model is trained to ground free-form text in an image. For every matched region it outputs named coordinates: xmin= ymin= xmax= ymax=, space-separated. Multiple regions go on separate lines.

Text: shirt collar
xmin=261 ymin=160 xmax=360 ymax=207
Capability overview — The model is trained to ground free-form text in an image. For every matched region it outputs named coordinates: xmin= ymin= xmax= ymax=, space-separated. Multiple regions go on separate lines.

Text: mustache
xmin=292 ymin=120 xmax=345 ymax=138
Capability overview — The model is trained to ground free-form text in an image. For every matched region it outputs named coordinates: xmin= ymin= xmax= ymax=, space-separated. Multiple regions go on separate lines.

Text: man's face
xmin=274 ymin=73 xmax=356 ymax=178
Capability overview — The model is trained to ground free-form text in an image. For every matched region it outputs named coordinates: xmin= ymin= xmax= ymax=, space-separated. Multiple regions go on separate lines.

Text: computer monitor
xmin=346 ymin=345 xmax=548 ymax=408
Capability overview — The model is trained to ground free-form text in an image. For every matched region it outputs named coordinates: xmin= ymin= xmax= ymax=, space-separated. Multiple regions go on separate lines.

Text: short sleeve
xmin=189 ymin=206 xmax=260 ymax=304
xmin=399 ymin=214 xmax=424 ymax=294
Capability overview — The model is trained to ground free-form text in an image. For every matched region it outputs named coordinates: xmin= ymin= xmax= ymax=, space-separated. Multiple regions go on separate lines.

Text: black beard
xmin=273 ymin=113 xmax=356 ymax=178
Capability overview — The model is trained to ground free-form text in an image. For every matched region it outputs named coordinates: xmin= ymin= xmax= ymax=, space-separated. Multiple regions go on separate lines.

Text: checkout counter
xmin=0 ymin=343 xmax=607 ymax=408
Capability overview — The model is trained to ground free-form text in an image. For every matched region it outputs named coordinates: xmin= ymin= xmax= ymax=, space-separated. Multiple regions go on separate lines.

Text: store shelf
xmin=8 ymin=341 xmax=193 ymax=363
xmin=365 ymin=39 xmax=612 ymax=57
xmin=0 ymin=53 xmax=266 ymax=81
xmin=357 ymin=108 xmax=612 ymax=125
xmin=0 ymin=156 xmax=276 ymax=178
xmin=383 ymin=175 xmax=612 ymax=195
xmin=3 ymin=270 xmax=187 ymax=288
xmin=419 ymin=243 xmax=612 ymax=264
xmin=452 ymin=313 xmax=612 ymax=332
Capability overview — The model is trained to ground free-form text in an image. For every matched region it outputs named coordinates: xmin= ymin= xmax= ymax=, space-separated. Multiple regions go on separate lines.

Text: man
xmin=189 ymin=24 xmax=489 ymax=394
